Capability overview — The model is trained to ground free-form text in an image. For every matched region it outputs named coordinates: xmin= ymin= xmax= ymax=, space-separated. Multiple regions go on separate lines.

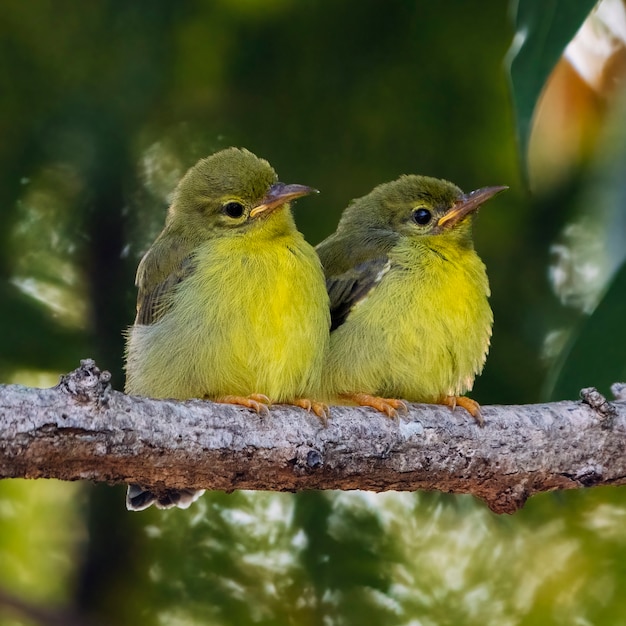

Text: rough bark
xmin=1 ymin=360 xmax=625 ymax=514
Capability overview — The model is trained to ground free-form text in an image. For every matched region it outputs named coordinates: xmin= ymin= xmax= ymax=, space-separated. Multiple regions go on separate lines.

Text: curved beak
xmin=437 ymin=185 xmax=508 ymax=229
xmin=250 ymin=182 xmax=318 ymax=218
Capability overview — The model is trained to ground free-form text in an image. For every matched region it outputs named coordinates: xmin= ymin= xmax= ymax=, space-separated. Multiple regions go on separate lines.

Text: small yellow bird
xmin=316 ymin=175 xmax=506 ymax=423
xmin=124 ymin=147 xmax=330 ymax=510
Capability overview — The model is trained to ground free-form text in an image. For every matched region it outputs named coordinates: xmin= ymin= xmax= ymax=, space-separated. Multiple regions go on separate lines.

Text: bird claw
xmin=217 ymin=394 xmax=272 ymax=417
xmin=292 ymin=399 xmax=331 ymax=425
xmin=347 ymin=393 xmax=408 ymax=419
xmin=294 ymin=398 xmax=312 ymax=411
xmin=248 ymin=393 xmax=272 ymax=405
xmin=442 ymin=395 xmax=484 ymax=427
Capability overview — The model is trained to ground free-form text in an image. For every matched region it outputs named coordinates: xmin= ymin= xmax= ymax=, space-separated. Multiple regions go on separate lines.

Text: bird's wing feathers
xmin=135 ymin=246 xmax=196 ymax=326
xmin=326 ymin=256 xmax=391 ymax=331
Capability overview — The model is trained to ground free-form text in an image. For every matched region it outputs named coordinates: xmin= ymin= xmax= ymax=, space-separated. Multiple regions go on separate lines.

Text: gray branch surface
xmin=1 ymin=360 xmax=626 ymax=514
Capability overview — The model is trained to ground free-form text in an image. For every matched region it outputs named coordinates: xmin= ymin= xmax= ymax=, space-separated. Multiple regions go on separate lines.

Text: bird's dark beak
xmin=250 ymin=182 xmax=318 ymax=218
xmin=437 ymin=186 xmax=508 ymax=229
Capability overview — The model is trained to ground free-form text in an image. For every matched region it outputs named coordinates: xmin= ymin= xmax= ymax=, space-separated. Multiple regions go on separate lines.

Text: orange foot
xmin=342 ymin=393 xmax=408 ymax=419
xmin=216 ymin=393 xmax=272 ymax=417
xmin=441 ymin=395 xmax=484 ymax=427
xmin=292 ymin=399 xmax=331 ymax=425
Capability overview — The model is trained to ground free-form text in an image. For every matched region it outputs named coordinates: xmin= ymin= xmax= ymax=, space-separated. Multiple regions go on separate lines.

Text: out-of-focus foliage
xmin=543 ymin=84 xmax=626 ymax=399
xmin=548 ymin=259 xmax=626 ymax=399
xmin=507 ymin=0 xmax=598 ymax=169
xmin=0 ymin=481 xmax=82 ymax=600
xmin=508 ymin=0 xmax=626 ymax=403
xmin=2 ymin=0 xmax=626 ymax=625
xmin=122 ymin=490 xmax=626 ymax=625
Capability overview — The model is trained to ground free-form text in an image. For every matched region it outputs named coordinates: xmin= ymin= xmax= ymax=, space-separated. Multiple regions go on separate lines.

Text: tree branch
xmin=1 ymin=360 xmax=625 ymax=514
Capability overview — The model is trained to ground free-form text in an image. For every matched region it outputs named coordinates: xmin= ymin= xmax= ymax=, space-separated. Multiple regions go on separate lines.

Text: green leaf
xmin=547 ymin=259 xmax=626 ymax=401
xmin=507 ymin=0 xmax=598 ymax=173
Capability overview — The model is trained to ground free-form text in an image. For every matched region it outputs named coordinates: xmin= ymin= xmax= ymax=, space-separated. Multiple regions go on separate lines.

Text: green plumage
xmin=124 ymin=147 xmax=330 ymax=509
xmin=317 ymin=175 xmax=504 ymax=406
xmin=125 ymin=148 xmax=329 ymax=402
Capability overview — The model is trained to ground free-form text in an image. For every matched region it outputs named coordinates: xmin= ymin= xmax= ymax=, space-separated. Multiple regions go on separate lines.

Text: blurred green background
xmin=2 ymin=1 xmax=626 ymax=624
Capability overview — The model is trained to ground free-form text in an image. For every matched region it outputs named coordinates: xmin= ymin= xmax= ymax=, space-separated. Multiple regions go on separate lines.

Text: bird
xmin=124 ymin=147 xmax=330 ymax=510
xmin=316 ymin=174 xmax=506 ymax=424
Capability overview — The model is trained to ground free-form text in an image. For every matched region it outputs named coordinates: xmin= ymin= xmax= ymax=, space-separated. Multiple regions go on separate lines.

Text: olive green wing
xmin=134 ymin=240 xmax=196 ymax=326
xmin=324 ymin=256 xmax=391 ymax=331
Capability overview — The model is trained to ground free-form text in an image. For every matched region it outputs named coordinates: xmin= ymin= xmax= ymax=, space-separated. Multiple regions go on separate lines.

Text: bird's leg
xmin=291 ymin=399 xmax=331 ymax=425
xmin=440 ymin=395 xmax=484 ymax=427
xmin=215 ymin=393 xmax=272 ymax=417
xmin=342 ymin=393 xmax=408 ymax=419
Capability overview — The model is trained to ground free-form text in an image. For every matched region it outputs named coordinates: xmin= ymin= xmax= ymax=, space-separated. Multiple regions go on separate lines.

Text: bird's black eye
xmin=222 ymin=201 xmax=245 ymax=218
xmin=412 ymin=208 xmax=432 ymax=225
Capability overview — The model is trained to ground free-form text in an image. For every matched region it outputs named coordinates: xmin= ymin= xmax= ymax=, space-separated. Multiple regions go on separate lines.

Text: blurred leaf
xmin=507 ymin=0 xmax=597 ymax=172
xmin=0 ymin=281 xmax=86 ymax=375
xmin=0 ymin=480 xmax=82 ymax=615
xmin=292 ymin=492 xmax=401 ymax=626
xmin=547 ymin=259 xmax=626 ymax=400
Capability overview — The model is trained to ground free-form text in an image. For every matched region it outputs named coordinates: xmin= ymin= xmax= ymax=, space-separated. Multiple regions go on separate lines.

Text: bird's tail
xmin=126 ymin=484 xmax=206 ymax=511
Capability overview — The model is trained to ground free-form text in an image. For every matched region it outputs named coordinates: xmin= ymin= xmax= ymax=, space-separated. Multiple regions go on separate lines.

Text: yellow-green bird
xmin=316 ymin=175 xmax=506 ymax=423
xmin=124 ymin=147 xmax=330 ymax=510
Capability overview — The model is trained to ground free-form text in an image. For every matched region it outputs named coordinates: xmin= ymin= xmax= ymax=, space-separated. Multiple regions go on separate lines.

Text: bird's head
xmin=337 ymin=175 xmax=506 ymax=251
xmin=167 ymin=147 xmax=317 ymax=238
